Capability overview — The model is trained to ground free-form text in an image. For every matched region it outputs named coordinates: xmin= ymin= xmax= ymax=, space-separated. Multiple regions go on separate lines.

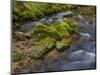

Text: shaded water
xmin=13 ymin=7 xmax=96 ymax=73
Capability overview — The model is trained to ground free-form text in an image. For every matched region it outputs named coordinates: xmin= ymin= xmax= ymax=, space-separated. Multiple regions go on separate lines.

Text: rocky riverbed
xmin=12 ymin=6 xmax=96 ymax=74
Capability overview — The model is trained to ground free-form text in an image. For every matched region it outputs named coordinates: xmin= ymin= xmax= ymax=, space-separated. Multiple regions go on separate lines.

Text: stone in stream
xmin=57 ymin=11 xmax=73 ymax=19
xmin=15 ymin=31 xmax=31 ymax=41
xmin=55 ymin=34 xmax=79 ymax=51
xmin=40 ymin=18 xmax=46 ymax=23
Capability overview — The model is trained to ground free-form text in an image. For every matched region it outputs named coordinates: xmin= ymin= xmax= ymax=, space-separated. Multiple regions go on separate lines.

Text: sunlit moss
xmin=29 ymin=19 xmax=78 ymax=41
xmin=30 ymin=23 xmax=63 ymax=41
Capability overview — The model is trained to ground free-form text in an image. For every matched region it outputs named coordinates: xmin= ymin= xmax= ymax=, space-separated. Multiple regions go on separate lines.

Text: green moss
xmin=29 ymin=19 xmax=78 ymax=41
xmin=13 ymin=19 xmax=79 ymax=59
xmin=30 ymin=23 xmax=62 ymax=41
xmin=27 ymin=19 xmax=79 ymax=58
xmin=31 ymin=37 xmax=55 ymax=59
xmin=12 ymin=50 xmax=23 ymax=62
xmin=63 ymin=18 xmax=79 ymax=33
xmin=55 ymin=20 xmax=72 ymax=37
xmin=13 ymin=0 xmax=74 ymax=29
xmin=55 ymin=41 xmax=69 ymax=51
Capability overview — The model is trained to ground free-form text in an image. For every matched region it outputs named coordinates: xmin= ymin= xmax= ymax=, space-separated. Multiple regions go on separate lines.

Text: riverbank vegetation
xmin=13 ymin=0 xmax=74 ymax=28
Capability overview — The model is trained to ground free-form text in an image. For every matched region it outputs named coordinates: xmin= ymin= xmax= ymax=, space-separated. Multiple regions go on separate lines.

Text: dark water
xmin=17 ymin=8 xmax=96 ymax=73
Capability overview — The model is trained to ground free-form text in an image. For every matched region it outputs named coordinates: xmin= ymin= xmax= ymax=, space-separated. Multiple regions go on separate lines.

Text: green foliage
xmin=12 ymin=50 xmax=23 ymax=62
xmin=13 ymin=1 xmax=74 ymax=28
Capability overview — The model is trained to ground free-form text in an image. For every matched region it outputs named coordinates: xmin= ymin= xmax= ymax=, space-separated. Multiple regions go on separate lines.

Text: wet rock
xmin=40 ymin=18 xmax=46 ymax=23
xmin=56 ymin=34 xmax=79 ymax=52
xmin=15 ymin=31 xmax=31 ymax=41
xmin=41 ymin=18 xmax=53 ymax=24
xmin=63 ymin=13 xmax=74 ymax=18
xmin=80 ymin=32 xmax=91 ymax=39
xmin=57 ymin=11 xmax=73 ymax=19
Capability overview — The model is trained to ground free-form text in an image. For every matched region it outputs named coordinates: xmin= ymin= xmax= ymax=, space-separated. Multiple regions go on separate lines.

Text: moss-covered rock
xmin=13 ymin=19 xmax=79 ymax=59
xmin=27 ymin=19 xmax=79 ymax=56
xmin=55 ymin=41 xmax=69 ymax=51
xmin=30 ymin=37 xmax=55 ymax=59
xmin=29 ymin=19 xmax=78 ymax=41
xmin=55 ymin=34 xmax=80 ymax=51
xmin=29 ymin=23 xmax=63 ymax=41
xmin=55 ymin=20 xmax=72 ymax=37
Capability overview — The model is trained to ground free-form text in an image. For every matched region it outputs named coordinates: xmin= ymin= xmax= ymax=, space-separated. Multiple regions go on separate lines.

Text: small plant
xmin=12 ymin=50 xmax=23 ymax=62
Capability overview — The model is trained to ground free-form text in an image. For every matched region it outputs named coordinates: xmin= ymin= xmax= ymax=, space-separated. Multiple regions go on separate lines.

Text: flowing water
xmin=13 ymin=7 xmax=96 ymax=73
